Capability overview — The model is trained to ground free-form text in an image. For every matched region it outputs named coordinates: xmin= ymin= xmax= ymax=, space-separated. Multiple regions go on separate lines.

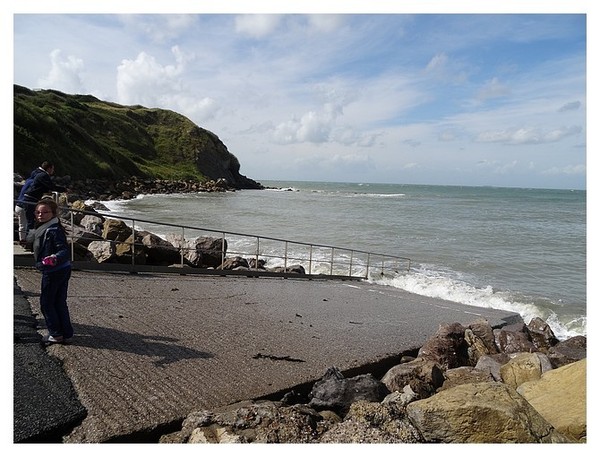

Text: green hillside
xmin=13 ymin=85 xmax=260 ymax=188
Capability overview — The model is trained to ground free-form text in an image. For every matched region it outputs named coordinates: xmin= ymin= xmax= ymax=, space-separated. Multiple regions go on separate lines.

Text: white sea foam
xmin=370 ymin=266 xmax=585 ymax=340
xmin=345 ymin=193 xmax=406 ymax=198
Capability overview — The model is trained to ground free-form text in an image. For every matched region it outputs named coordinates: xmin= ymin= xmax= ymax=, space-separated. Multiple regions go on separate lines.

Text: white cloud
xmin=541 ymin=164 xmax=586 ymax=176
xmin=438 ymin=130 xmax=459 ymax=142
xmin=235 ymin=15 xmax=283 ymax=38
xmin=272 ymin=109 xmax=332 ymax=144
xmin=306 ymin=15 xmax=344 ymax=33
xmin=476 ymin=125 xmax=582 ymax=145
xmin=170 ymin=95 xmax=220 ymax=122
xmin=116 ymin=46 xmax=200 ymax=108
xmin=118 ymin=14 xmax=197 ymax=44
xmin=38 ymin=49 xmax=85 ymax=94
xmin=425 ymin=53 xmax=448 ymax=74
xmin=401 ymin=162 xmax=419 ymax=170
xmin=423 ymin=52 xmax=468 ymax=84
xmin=477 ymin=77 xmax=511 ymax=102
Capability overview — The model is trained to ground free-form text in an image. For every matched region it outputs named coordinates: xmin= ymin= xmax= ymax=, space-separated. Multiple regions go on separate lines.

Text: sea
xmin=99 ymin=180 xmax=587 ymax=341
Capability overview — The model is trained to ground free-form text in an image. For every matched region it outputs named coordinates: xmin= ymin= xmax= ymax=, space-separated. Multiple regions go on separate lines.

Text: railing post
xmin=330 ymin=248 xmax=334 ymax=276
xmin=366 ymin=252 xmax=371 ymax=279
xmin=221 ymin=232 xmax=226 ymax=268
xmin=255 ymin=236 xmax=260 ymax=271
xmin=131 ymin=219 xmax=136 ymax=267
xmin=308 ymin=244 xmax=313 ymax=275
xmin=70 ymin=209 xmax=75 ymax=262
xmin=349 ymin=251 xmax=354 ymax=277
xmin=284 ymin=241 xmax=288 ymax=271
xmin=180 ymin=226 xmax=185 ymax=267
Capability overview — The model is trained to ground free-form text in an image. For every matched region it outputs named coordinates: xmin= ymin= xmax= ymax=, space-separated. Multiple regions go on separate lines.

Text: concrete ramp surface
xmin=13 ymin=269 xmax=518 ymax=442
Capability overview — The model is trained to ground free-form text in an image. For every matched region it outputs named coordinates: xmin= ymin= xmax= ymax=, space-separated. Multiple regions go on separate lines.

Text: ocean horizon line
xmin=256 ymin=179 xmax=586 ymax=193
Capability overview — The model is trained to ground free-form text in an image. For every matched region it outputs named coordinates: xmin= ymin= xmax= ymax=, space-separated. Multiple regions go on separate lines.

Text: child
xmin=27 ymin=199 xmax=73 ymax=344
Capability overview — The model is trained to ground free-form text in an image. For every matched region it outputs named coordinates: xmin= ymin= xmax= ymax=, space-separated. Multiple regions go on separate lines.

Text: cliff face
xmin=13 ymin=85 xmax=261 ymax=189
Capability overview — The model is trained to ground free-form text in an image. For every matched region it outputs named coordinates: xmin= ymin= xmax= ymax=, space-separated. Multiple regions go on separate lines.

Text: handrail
xmin=30 ymin=203 xmax=412 ymax=280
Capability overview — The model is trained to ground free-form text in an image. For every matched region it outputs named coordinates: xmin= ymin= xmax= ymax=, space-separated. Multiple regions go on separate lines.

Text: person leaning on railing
xmin=17 ymin=161 xmax=67 ymax=236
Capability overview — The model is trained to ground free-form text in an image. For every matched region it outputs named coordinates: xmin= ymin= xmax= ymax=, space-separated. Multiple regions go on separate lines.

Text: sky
xmin=6 ymin=2 xmax=594 ymax=189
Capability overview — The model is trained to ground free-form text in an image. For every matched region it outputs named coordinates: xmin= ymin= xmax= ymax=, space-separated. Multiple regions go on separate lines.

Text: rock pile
xmin=14 ymin=173 xmax=263 ymax=203
xmin=65 ymin=176 xmax=251 ymax=201
xmin=160 ymin=317 xmax=586 ymax=444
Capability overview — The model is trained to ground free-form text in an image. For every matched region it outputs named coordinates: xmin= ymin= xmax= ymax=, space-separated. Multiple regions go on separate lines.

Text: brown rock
xmin=547 ymin=335 xmax=587 ymax=368
xmin=406 ymin=382 xmax=568 ymax=443
xmin=499 ymin=352 xmax=548 ymax=389
xmin=102 ymin=218 xmax=132 ymax=242
xmin=417 ymin=322 xmax=469 ymax=368
xmin=381 ymin=358 xmax=444 ymax=399
xmin=439 ymin=366 xmax=495 ymax=391
xmin=493 ymin=327 xmax=536 ymax=353
xmin=465 ymin=318 xmax=498 ymax=365
xmin=527 ymin=317 xmax=559 ymax=351
xmin=517 ymin=359 xmax=586 ymax=442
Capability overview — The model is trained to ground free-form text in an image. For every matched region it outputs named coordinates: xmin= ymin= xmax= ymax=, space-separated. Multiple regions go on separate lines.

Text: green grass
xmin=13 ymin=85 xmax=241 ymax=184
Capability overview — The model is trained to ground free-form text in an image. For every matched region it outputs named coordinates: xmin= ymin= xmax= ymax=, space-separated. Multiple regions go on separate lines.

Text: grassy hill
xmin=13 ymin=85 xmax=260 ymax=188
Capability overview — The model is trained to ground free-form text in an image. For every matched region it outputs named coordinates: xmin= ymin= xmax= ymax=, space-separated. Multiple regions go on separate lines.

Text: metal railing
xmin=21 ymin=203 xmax=412 ymax=280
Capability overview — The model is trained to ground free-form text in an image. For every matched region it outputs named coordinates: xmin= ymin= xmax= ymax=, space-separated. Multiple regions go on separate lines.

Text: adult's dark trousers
xmin=23 ymin=196 xmax=39 ymax=232
xmin=40 ymin=266 xmax=74 ymax=339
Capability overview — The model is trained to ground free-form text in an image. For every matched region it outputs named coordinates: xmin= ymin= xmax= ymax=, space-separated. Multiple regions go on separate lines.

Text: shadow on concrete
xmin=62 ymin=323 xmax=215 ymax=367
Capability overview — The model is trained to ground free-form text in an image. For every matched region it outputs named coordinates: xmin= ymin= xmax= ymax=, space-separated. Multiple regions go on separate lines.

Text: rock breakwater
xmin=160 ymin=318 xmax=586 ymax=444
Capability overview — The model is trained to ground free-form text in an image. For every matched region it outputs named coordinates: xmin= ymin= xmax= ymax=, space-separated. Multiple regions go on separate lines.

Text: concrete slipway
xmin=13 ymin=267 xmax=519 ymax=443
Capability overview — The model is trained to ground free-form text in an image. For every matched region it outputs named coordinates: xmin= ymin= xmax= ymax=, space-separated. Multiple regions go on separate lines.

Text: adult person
xmin=14 ymin=176 xmax=34 ymax=246
xmin=26 ymin=199 xmax=74 ymax=345
xmin=20 ymin=161 xmax=67 ymax=233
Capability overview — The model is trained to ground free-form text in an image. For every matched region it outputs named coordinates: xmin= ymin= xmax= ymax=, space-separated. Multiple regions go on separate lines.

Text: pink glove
xmin=42 ymin=255 xmax=57 ymax=266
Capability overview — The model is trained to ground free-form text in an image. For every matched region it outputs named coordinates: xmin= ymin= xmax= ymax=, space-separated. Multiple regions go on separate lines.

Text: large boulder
xmin=438 ymin=366 xmax=495 ymax=391
xmin=139 ymin=231 xmax=181 ymax=266
xmin=499 ymin=352 xmax=553 ymax=389
xmin=79 ymin=214 xmax=105 ymax=236
xmin=166 ymin=234 xmax=227 ymax=268
xmin=102 ymin=218 xmax=132 ymax=242
xmin=218 ymin=256 xmax=249 ymax=270
xmin=406 ymin=382 xmax=568 ymax=443
xmin=114 ymin=234 xmax=147 ymax=265
xmin=270 ymin=264 xmax=306 ymax=275
xmin=474 ymin=353 xmax=511 ymax=381
xmin=547 ymin=335 xmax=586 ymax=368
xmin=493 ymin=326 xmax=536 ymax=354
xmin=526 ymin=317 xmax=559 ymax=351
xmin=68 ymin=200 xmax=93 ymax=225
xmin=63 ymin=223 xmax=103 ymax=248
xmin=417 ymin=322 xmax=469 ymax=369
xmin=318 ymin=400 xmax=421 ymax=443
xmin=308 ymin=367 xmax=390 ymax=416
xmin=87 ymin=240 xmax=116 ymax=263
xmin=517 ymin=359 xmax=586 ymax=442
xmin=381 ymin=358 xmax=444 ymax=399
xmin=465 ymin=318 xmax=498 ymax=365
